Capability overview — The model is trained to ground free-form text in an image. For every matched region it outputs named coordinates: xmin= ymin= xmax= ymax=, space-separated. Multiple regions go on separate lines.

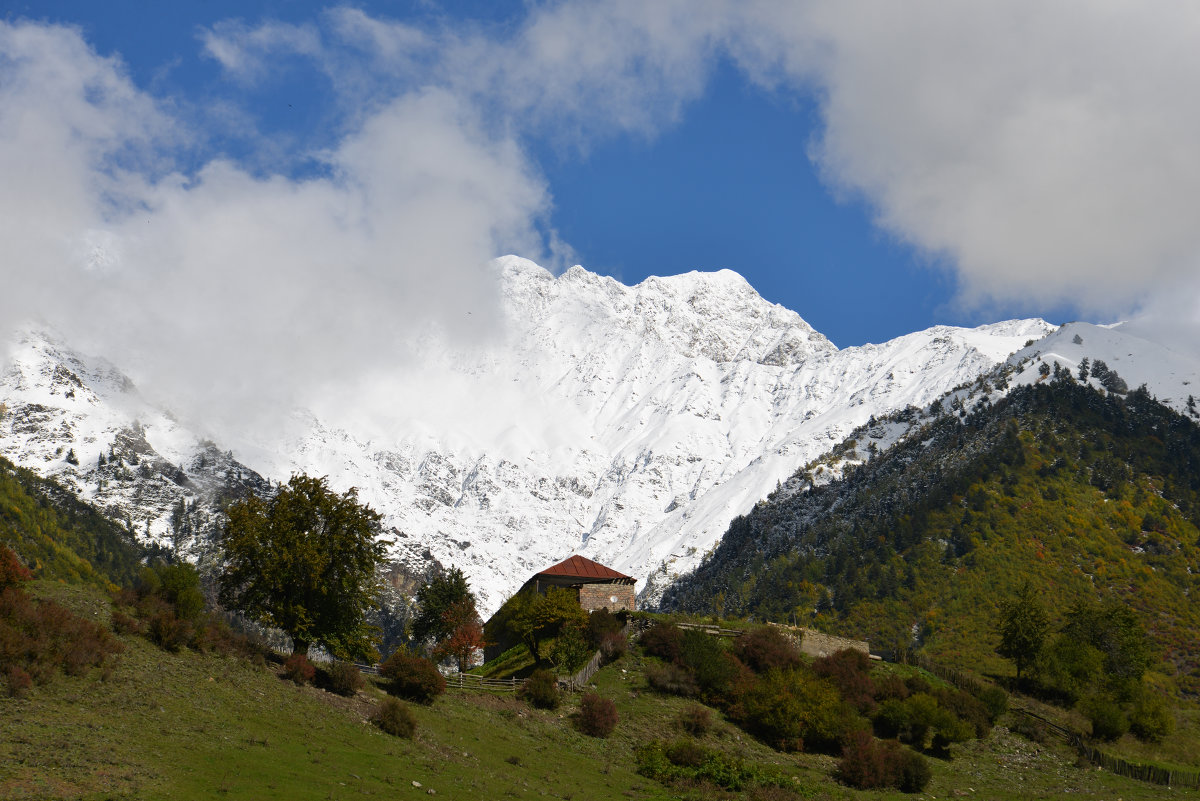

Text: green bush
xmin=1082 ymin=695 xmax=1129 ymax=741
xmin=679 ymin=631 xmax=741 ymax=698
xmin=326 ymin=661 xmax=365 ymax=696
xmin=979 ymin=686 xmax=1009 ymax=722
xmin=373 ymin=697 xmax=417 ymax=738
xmin=586 ymin=608 xmax=622 ymax=648
xmin=519 ymin=668 xmax=560 ymax=709
xmin=738 ymin=668 xmax=861 ymax=753
xmin=665 ymin=738 xmax=706 ymax=768
xmin=578 ymin=692 xmax=618 ymax=737
xmin=380 ymin=652 xmax=446 ymax=704
xmin=1129 ymin=693 xmax=1174 ymax=743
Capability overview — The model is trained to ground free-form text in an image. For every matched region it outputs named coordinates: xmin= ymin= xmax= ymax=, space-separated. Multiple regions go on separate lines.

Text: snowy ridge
xmin=791 ymin=320 xmax=1200 ymax=499
xmin=0 ymin=258 xmax=1054 ymax=613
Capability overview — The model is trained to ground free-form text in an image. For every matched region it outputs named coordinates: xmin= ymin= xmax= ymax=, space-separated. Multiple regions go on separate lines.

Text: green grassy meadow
xmin=4 ymin=582 xmax=1200 ymax=800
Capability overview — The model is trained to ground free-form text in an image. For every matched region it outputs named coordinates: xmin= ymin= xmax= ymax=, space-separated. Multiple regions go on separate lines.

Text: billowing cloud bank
xmin=3 ymin=1 xmax=1200 ymax=435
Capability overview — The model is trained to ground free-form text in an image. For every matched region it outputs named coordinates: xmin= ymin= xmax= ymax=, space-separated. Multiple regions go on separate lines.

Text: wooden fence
xmin=675 ymin=622 xmax=745 ymax=638
xmin=444 ymin=672 xmax=520 ymax=692
xmin=562 ymin=621 xmax=636 ymax=689
xmin=913 ymin=656 xmax=1200 ymax=789
xmin=1010 ymin=707 xmax=1200 ymax=788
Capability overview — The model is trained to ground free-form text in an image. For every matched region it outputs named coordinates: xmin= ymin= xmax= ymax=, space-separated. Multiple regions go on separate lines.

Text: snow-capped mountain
xmin=0 ymin=257 xmax=1055 ymax=612
xmin=785 ymin=319 xmax=1200 ymax=498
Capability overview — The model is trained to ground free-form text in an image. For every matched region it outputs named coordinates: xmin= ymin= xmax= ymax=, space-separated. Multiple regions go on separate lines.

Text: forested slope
xmin=664 ymin=377 xmax=1200 ymax=693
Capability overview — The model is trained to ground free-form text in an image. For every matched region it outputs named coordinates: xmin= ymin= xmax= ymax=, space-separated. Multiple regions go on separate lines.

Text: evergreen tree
xmin=997 ymin=582 xmax=1048 ymax=682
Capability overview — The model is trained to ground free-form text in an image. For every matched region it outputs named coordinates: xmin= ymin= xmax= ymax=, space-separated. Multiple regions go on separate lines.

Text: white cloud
xmin=727 ymin=1 xmax=1200 ymax=318
xmin=6 ymin=2 xmax=1200 ymax=445
xmin=199 ymin=19 xmax=323 ymax=83
xmin=0 ymin=21 xmax=550 ymax=441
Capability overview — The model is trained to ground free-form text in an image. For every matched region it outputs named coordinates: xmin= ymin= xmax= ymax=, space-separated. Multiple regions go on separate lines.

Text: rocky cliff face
xmin=0 ymin=258 xmax=1054 ymax=612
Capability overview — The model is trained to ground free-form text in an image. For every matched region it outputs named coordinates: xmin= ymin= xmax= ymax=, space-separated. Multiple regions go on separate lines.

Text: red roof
xmin=536 ymin=554 xmax=633 ymax=581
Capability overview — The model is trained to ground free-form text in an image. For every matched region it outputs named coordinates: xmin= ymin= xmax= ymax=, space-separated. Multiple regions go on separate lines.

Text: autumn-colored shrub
xmin=0 ymin=546 xmax=31 ymax=589
xmin=373 ymin=697 xmax=417 ymax=738
xmin=836 ymin=730 xmax=930 ymax=793
xmin=520 ymin=668 xmax=560 ymax=709
xmin=813 ymin=648 xmax=875 ymax=713
xmin=734 ymin=627 xmax=801 ymax=674
xmin=381 ymin=652 xmax=446 ymax=703
xmin=111 ymin=609 xmax=143 ymax=636
xmin=645 ymin=661 xmax=699 ymax=696
xmin=283 ymin=653 xmax=316 ymax=685
xmin=0 ymin=583 xmax=120 ymax=686
xmin=641 ymin=622 xmax=684 ymax=663
xmin=578 ymin=692 xmax=618 ymax=737
xmin=147 ymin=606 xmax=192 ymax=652
xmin=679 ymin=704 xmax=712 ymax=736
xmin=5 ymin=665 xmax=32 ymax=698
xmin=327 ymin=661 xmax=365 ymax=696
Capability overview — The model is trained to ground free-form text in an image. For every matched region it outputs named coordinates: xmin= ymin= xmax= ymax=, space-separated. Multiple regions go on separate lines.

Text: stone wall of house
xmin=578 ymin=582 xmax=636 ymax=613
xmin=766 ymin=623 xmax=868 ymax=658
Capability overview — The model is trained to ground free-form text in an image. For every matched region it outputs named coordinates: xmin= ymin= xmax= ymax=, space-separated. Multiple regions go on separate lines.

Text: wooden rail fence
xmin=1010 ymin=707 xmax=1200 ymax=788
xmin=911 ymin=656 xmax=1200 ymax=789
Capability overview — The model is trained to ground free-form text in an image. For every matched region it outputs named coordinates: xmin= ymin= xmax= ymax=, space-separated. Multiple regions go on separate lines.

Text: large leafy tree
xmin=219 ymin=474 xmax=386 ymax=660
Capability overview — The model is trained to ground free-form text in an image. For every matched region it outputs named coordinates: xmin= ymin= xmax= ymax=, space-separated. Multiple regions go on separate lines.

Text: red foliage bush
xmin=5 ymin=665 xmax=32 ymax=698
xmin=733 ymin=626 xmax=802 ymax=674
xmin=0 ymin=546 xmax=31 ymax=590
xmin=1 ymin=584 xmax=120 ymax=686
xmin=380 ymin=652 xmax=446 ymax=704
xmin=813 ymin=648 xmax=876 ymax=713
xmin=837 ymin=730 xmax=930 ymax=793
xmin=678 ymin=704 xmax=712 ymax=736
xmin=578 ymin=692 xmax=618 ymax=737
xmin=283 ymin=653 xmax=316 ymax=685
xmin=641 ymin=622 xmax=684 ymax=663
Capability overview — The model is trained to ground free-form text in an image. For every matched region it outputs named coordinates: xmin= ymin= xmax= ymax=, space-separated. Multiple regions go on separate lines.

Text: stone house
xmin=516 ymin=554 xmax=637 ymax=613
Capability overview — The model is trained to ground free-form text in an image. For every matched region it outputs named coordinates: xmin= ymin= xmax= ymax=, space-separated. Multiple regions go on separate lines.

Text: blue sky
xmin=1 ymin=1 xmax=1197 ymax=411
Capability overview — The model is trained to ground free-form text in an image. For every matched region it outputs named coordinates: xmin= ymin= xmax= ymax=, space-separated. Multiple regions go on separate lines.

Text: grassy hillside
xmin=664 ymin=378 xmax=1200 ymax=694
xmin=4 ymin=580 xmax=1200 ymax=800
xmin=0 ymin=455 xmax=161 ymax=588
